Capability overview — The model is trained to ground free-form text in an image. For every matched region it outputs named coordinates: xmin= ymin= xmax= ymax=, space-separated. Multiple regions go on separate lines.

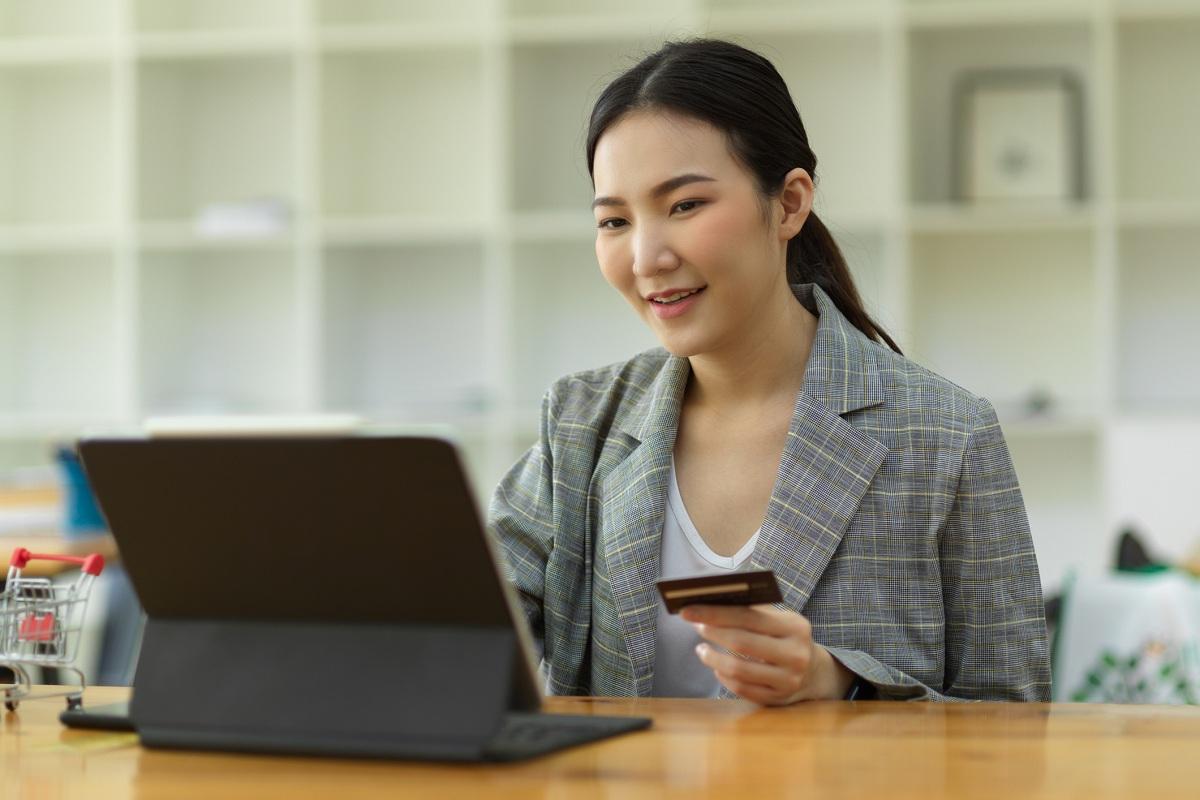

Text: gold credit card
xmin=655 ymin=570 xmax=782 ymax=614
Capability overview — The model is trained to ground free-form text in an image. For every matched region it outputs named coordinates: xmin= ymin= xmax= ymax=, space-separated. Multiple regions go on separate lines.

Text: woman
xmin=489 ymin=38 xmax=1050 ymax=703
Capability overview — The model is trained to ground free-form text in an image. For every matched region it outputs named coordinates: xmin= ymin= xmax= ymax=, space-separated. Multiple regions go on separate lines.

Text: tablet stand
xmin=130 ymin=618 xmax=522 ymax=760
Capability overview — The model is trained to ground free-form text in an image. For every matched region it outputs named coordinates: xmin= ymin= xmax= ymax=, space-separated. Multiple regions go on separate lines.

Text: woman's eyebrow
xmin=592 ymin=173 xmax=716 ymax=210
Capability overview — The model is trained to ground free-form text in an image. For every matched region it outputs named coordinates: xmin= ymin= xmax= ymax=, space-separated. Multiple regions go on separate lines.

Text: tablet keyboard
xmin=484 ymin=711 xmax=651 ymax=761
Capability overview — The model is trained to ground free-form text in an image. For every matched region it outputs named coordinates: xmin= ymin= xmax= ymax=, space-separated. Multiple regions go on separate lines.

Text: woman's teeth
xmin=653 ymin=289 xmax=701 ymax=304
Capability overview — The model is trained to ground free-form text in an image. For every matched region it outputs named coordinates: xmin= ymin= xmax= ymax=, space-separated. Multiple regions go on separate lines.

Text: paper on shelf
xmin=194 ymin=198 xmax=291 ymax=238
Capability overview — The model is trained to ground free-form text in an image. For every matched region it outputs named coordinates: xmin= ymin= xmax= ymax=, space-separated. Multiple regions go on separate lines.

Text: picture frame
xmin=952 ymin=68 xmax=1085 ymax=203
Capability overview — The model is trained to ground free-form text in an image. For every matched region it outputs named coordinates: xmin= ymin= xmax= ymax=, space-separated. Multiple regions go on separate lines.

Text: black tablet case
xmin=76 ymin=436 xmax=646 ymax=760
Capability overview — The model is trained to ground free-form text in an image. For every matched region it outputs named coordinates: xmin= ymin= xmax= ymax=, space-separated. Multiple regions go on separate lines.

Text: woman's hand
xmin=680 ymin=604 xmax=856 ymax=705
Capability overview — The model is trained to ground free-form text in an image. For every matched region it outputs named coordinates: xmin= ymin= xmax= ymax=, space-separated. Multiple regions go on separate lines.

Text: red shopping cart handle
xmin=9 ymin=547 xmax=104 ymax=576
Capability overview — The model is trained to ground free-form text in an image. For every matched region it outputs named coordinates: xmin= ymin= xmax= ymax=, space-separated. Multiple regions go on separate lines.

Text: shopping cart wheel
xmin=4 ymin=700 xmax=16 ymax=712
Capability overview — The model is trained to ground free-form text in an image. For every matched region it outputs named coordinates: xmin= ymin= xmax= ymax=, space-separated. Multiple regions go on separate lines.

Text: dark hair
xmin=586 ymin=38 xmax=901 ymax=354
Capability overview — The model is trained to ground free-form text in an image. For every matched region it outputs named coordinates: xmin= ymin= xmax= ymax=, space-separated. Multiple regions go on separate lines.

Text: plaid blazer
xmin=488 ymin=283 xmax=1050 ymax=701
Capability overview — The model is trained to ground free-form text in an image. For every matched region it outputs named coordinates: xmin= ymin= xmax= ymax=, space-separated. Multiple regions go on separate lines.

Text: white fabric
xmin=1054 ymin=570 xmax=1200 ymax=703
xmin=651 ymin=458 xmax=761 ymax=697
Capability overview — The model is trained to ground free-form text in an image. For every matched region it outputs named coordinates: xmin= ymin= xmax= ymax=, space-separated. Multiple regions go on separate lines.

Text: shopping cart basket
xmin=1 ymin=547 xmax=105 ymax=712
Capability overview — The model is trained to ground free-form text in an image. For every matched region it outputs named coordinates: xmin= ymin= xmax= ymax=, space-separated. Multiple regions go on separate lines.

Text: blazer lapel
xmin=598 ymin=354 xmax=689 ymax=696
xmin=747 ymin=392 xmax=888 ymax=611
xmin=748 ymin=284 xmax=889 ymax=612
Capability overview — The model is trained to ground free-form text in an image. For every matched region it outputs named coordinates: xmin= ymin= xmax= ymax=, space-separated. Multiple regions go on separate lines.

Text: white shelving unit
xmin=138 ymin=245 xmax=301 ymax=415
xmin=2 ymin=0 xmax=1198 ymax=592
xmin=322 ymin=240 xmax=490 ymax=423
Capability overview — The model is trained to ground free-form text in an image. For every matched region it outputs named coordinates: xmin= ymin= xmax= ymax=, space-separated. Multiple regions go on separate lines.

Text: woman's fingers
xmin=681 ymin=603 xmax=810 ymax=639
xmin=693 ymin=621 xmax=810 ymax=674
xmin=684 ymin=603 xmax=822 ymax=703
xmin=696 ymin=642 xmax=803 ymax=697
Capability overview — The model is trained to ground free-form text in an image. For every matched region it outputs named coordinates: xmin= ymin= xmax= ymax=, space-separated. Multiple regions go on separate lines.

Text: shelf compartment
xmin=322 ymin=242 xmax=489 ymax=424
xmin=1000 ymin=414 xmax=1102 ymax=439
xmin=0 ymin=63 xmax=115 ymax=227
xmin=0 ymin=0 xmax=118 ymax=41
xmin=908 ymin=230 xmax=1099 ymax=419
xmin=134 ymin=31 xmax=296 ymax=59
xmin=317 ymin=0 xmax=489 ymax=27
xmin=1116 ymin=17 xmax=1200 ymax=205
xmin=907 ymin=21 xmax=1094 ymax=205
xmin=137 ymin=55 xmax=295 ymax=226
xmin=508 ymin=19 xmax=693 ymax=45
xmin=511 ymin=211 xmax=596 ymax=243
xmin=0 ymin=223 xmax=115 ymax=252
xmin=139 ymin=249 xmax=300 ymax=415
xmin=1116 ymin=228 xmax=1200 ymax=415
xmin=510 ymin=38 xmax=651 ymax=214
xmin=0 ymin=41 xmax=112 ymax=65
xmin=1117 ymin=200 xmax=1200 ymax=230
xmin=455 ymin=428 xmax=501 ymax=508
xmin=320 ymin=216 xmax=484 ymax=247
xmin=1115 ymin=0 xmax=1200 ymax=21
xmin=317 ymin=25 xmax=483 ymax=52
xmin=701 ymin=0 xmax=888 ymax=32
xmin=905 ymin=0 xmax=1094 ymax=28
xmin=0 ymin=250 xmax=119 ymax=420
xmin=0 ymin=413 xmax=124 ymax=439
xmin=138 ymin=221 xmax=294 ymax=251
xmin=0 ymin=438 xmax=63 ymax=472
xmin=512 ymin=241 xmax=659 ymax=411
xmin=134 ymin=0 xmax=299 ymax=34
xmin=907 ymin=202 xmax=1094 ymax=234
xmin=1006 ymin=432 xmax=1102 ymax=594
xmin=511 ymin=0 xmax=691 ymax=18
xmin=1107 ymin=420 xmax=1200 ymax=569
xmin=320 ymin=47 xmax=483 ymax=219
xmin=509 ymin=0 xmax=688 ymax=24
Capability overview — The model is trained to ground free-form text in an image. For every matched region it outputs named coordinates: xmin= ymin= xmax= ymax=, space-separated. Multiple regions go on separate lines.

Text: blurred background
xmin=1 ymin=0 xmax=1198 ymax=700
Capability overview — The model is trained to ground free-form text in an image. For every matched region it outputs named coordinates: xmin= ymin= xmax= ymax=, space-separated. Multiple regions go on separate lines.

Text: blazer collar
xmin=790 ymin=282 xmax=886 ymax=416
xmin=600 ymin=282 xmax=890 ymax=696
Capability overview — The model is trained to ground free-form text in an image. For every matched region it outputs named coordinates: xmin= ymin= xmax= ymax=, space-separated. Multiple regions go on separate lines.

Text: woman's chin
xmin=653 ymin=333 xmax=709 ymax=359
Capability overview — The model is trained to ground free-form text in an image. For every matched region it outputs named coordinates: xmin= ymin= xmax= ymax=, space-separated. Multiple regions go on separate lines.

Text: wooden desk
xmin=5 ymin=687 xmax=1200 ymax=799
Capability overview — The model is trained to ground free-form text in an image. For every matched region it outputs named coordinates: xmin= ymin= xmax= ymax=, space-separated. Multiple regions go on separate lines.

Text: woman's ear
xmin=776 ymin=167 xmax=814 ymax=242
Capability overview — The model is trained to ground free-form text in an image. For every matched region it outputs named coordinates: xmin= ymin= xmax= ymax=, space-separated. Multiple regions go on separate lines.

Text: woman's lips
xmin=648 ymin=287 xmax=705 ymax=319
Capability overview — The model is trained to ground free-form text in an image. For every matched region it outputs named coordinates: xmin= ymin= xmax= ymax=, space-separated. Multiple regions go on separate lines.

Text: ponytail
xmin=790 ymin=212 xmax=902 ymax=354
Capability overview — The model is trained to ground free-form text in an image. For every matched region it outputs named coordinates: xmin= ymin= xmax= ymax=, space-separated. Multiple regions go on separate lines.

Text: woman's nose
xmin=631 ymin=228 xmax=681 ymax=277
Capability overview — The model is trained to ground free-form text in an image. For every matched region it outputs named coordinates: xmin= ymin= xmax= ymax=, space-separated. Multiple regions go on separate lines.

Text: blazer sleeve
xmin=825 ymin=398 xmax=1052 ymax=702
xmin=486 ymin=389 xmax=557 ymax=662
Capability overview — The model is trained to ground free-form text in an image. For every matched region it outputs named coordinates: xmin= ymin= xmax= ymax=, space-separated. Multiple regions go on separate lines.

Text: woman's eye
xmin=597 ymin=202 xmax=702 ymax=229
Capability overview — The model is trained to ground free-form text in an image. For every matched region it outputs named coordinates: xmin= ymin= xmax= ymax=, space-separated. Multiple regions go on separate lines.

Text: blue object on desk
xmin=55 ymin=444 xmax=107 ymax=537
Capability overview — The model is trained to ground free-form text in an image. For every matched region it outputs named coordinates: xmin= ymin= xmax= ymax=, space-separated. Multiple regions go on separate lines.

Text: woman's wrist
xmin=812 ymin=645 xmax=857 ymax=700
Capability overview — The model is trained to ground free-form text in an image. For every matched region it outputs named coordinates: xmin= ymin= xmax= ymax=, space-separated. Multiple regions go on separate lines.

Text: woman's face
xmin=591 ymin=110 xmax=801 ymax=358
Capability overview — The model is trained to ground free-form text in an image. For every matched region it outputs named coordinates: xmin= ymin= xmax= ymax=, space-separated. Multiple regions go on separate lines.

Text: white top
xmin=651 ymin=458 xmax=761 ymax=698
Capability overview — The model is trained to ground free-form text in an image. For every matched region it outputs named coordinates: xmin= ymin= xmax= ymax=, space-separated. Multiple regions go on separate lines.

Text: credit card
xmin=655 ymin=569 xmax=782 ymax=614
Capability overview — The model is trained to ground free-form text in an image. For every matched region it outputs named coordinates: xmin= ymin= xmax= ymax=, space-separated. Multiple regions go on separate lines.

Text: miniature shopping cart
xmin=1 ymin=547 xmax=105 ymax=712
